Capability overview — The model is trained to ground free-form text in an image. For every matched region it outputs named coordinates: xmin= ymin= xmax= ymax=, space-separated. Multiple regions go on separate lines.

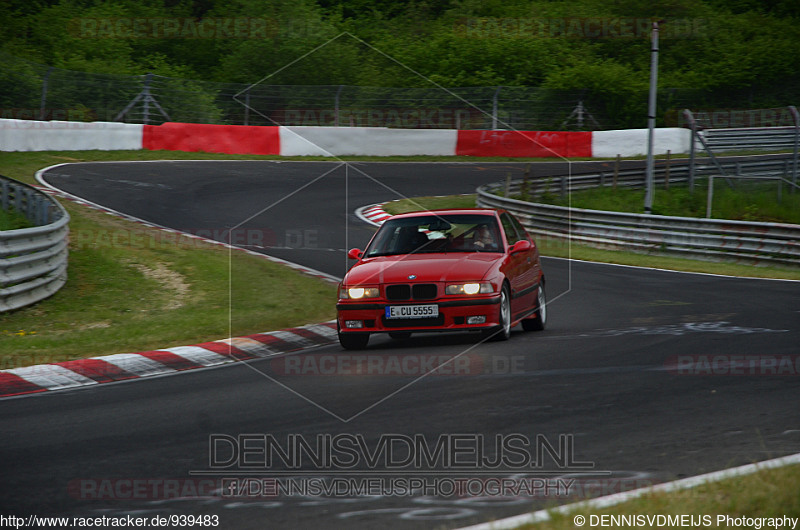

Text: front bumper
xmin=336 ymin=295 xmax=502 ymax=333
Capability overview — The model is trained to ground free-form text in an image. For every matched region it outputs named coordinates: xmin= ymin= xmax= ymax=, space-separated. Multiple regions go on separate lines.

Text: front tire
xmin=339 ymin=331 xmax=370 ymax=350
xmin=483 ymin=284 xmax=511 ymax=341
xmin=522 ymin=283 xmax=546 ymax=331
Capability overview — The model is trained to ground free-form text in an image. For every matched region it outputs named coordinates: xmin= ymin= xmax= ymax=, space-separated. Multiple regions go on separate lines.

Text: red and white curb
xmin=356 ymin=194 xmax=478 ymax=228
xmin=0 ymin=321 xmax=338 ymax=398
xmin=2 ymin=165 xmax=350 ymax=399
xmin=355 ymin=203 xmax=392 ymax=227
xmin=5 ymin=173 xmax=394 ymax=399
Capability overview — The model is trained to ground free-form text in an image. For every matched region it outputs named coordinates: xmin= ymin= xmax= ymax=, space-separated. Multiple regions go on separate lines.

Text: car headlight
xmin=340 ymin=286 xmax=380 ymax=299
xmin=445 ymin=282 xmax=493 ymax=295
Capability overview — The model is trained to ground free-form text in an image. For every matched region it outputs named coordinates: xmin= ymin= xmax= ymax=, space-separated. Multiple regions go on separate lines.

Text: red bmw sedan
xmin=336 ymin=209 xmax=546 ymax=350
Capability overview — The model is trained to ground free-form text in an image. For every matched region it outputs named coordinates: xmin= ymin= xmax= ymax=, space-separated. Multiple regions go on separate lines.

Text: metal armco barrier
xmin=0 ymin=175 xmax=69 ymax=312
xmin=505 ymin=155 xmax=795 ymax=195
xmin=702 ymin=127 xmax=799 ymax=152
xmin=477 ymin=157 xmax=800 ymax=266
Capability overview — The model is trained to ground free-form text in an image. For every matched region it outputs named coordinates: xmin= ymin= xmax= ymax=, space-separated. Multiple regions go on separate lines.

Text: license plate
xmin=385 ymin=304 xmax=439 ymax=319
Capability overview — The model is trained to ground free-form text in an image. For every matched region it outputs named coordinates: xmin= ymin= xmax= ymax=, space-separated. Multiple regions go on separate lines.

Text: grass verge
xmin=531 ymin=178 xmax=800 ymax=224
xmin=382 ymin=195 xmax=800 ymax=281
xmin=0 ymin=199 xmax=336 ymax=369
xmin=516 ymin=463 xmax=800 ymax=529
xmin=0 ymin=151 xmax=339 ymax=369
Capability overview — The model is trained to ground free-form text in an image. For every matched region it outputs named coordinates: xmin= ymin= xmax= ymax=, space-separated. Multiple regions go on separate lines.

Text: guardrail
xmin=702 ymin=127 xmax=799 ymax=152
xmin=1 ymin=175 xmax=69 ymax=312
xmin=476 ymin=157 xmax=800 ymax=266
xmin=504 ymin=154 xmax=796 ymax=196
xmin=690 ymin=106 xmax=800 ymax=154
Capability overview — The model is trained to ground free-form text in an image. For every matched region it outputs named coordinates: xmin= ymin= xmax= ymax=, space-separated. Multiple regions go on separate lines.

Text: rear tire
xmin=522 ymin=284 xmax=546 ymax=332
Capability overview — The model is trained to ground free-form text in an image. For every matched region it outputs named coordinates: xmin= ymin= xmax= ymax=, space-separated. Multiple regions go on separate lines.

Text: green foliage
xmin=538 ymin=179 xmax=800 ymax=224
xmin=1 ymin=0 xmax=798 ymax=128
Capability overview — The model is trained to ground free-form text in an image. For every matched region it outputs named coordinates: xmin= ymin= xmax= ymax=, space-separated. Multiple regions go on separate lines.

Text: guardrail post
xmin=706 ymin=175 xmax=714 ymax=218
xmin=243 ymin=90 xmax=250 ymax=126
xmin=335 ymin=85 xmax=344 ymax=127
xmin=492 ymin=86 xmax=502 ymax=130
xmin=38 ymin=197 xmax=47 ymax=225
xmin=613 ymin=154 xmax=620 ymax=189
xmin=790 ymin=105 xmax=799 ymax=193
xmin=142 ymin=73 xmax=152 ymax=125
xmin=785 ymin=160 xmax=790 ymax=188
xmin=39 ymin=66 xmax=54 ymax=120
xmin=664 ymin=150 xmax=671 ymax=190
xmin=644 ymin=21 xmax=661 ymax=214
xmin=683 ymin=109 xmax=697 ymax=193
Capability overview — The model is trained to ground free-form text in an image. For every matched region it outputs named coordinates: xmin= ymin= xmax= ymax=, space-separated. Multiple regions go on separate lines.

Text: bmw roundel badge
xmin=408 ymin=274 xmax=417 ymax=280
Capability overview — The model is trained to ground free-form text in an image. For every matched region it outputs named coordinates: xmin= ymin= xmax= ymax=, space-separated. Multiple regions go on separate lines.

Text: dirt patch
xmin=127 ymin=261 xmax=191 ymax=310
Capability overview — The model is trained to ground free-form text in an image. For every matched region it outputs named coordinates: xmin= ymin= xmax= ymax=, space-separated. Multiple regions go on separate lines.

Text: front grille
xmin=412 ymin=284 xmax=437 ymax=300
xmin=386 ymin=284 xmax=411 ymax=301
xmin=386 ymin=283 xmax=437 ymax=301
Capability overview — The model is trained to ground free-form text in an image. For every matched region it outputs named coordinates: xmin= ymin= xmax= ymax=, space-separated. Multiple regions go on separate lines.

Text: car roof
xmin=388 ymin=208 xmax=501 ymax=220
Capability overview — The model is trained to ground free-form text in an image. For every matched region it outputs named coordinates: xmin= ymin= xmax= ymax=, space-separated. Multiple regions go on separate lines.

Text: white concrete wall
xmin=0 ymin=119 xmax=144 ymax=151
xmin=592 ymin=128 xmax=691 ymax=158
xmin=279 ymin=126 xmax=458 ymax=156
xmin=1 ymin=119 xmax=694 ymax=159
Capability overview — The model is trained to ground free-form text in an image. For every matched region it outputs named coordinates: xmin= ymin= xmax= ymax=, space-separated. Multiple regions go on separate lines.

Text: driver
xmin=473 ymin=224 xmax=496 ymax=250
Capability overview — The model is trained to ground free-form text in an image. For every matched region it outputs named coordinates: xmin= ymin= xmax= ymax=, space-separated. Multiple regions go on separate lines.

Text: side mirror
xmin=348 ymin=248 xmax=363 ymax=260
xmin=510 ymin=240 xmax=531 ymax=254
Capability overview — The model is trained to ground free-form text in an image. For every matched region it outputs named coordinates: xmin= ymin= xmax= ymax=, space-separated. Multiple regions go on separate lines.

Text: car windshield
xmin=364 ymin=214 xmax=502 ymax=257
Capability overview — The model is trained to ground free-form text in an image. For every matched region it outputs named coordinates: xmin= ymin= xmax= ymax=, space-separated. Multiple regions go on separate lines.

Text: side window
xmin=500 ymin=213 xmax=520 ymax=245
xmin=509 ymin=214 xmax=530 ymax=241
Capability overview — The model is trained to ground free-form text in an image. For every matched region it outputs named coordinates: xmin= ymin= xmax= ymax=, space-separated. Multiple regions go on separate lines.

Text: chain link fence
xmin=1 ymin=51 xmax=796 ymax=132
xmin=0 ymin=51 xmax=697 ymax=131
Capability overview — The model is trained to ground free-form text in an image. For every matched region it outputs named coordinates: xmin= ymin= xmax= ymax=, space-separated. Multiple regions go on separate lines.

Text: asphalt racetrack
xmin=1 ymin=160 xmax=797 ymax=529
